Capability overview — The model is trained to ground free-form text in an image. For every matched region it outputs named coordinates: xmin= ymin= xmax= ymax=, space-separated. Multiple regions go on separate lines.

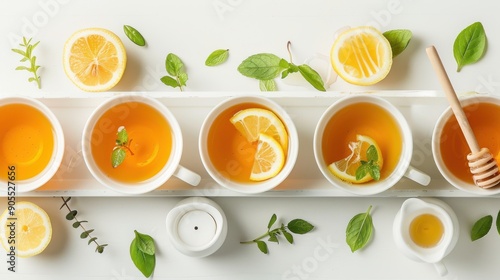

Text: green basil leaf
xmin=471 ymin=215 xmax=492 ymax=241
xmin=366 ymin=145 xmax=378 ymax=162
xmin=267 ymin=214 xmax=277 ymax=230
xmin=259 ymin=79 xmax=277 ymax=92
xmin=161 ymin=76 xmax=179 ymax=88
xmin=298 ymin=64 xmax=326 ymax=91
xmin=368 ymin=165 xmax=381 ymax=181
xmin=134 ymin=230 xmax=155 ymax=255
xmin=282 ymin=230 xmax=294 ymax=244
xmin=453 ymin=22 xmax=486 ymax=72
xmin=256 ymin=241 xmax=268 ymax=254
xmin=205 ymin=49 xmax=229 ymax=66
xmin=130 ymin=239 xmax=156 ymax=277
xmin=166 ymin=53 xmax=184 ymax=76
xmin=111 ymin=148 xmax=126 ymax=168
xmin=237 ymin=53 xmax=287 ymax=80
xmin=123 ymin=25 xmax=146 ymax=46
xmin=346 ymin=206 xmax=373 ymax=252
xmin=496 ymin=210 xmax=500 ymax=235
xmin=116 ymin=127 xmax=128 ymax=145
xmin=383 ymin=29 xmax=412 ymax=58
xmin=287 ymin=219 xmax=314 ymax=234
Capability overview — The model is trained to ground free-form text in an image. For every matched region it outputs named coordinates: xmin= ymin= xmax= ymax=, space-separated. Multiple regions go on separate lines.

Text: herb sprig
xmin=346 ymin=205 xmax=374 ymax=252
xmin=238 ymin=41 xmax=326 ymax=91
xmin=355 ymin=145 xmax=381 ymax=181
xmin=161 ymin=53 xmax=188 ymax=91
xmin=60 ymin=197 xmax=108 ymax=253
xmin=112 ymin=126 xmax=134 ymax=168
xmin=240 ymin=214 xmax=314 ymax=254
xmin=12 ymin=37 xmax=41 ymax=89
xmin=130 ymin=230 xmax=156 ymax=278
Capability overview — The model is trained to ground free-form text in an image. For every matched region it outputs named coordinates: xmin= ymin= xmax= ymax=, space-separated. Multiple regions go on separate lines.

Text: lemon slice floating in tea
xmin=63 ymin=28 xmax=127 ymax=92
xmin=230 ymin=108 xmax=288 ymax=152
xmin=330 ymin=26 xmax=392 ymax=86
xmin=0 ymin=201 xmax=52 ymax=257
xmin=328 ymin=134 xmax=383 ymax=183
xmin=250 ymin=133 xmax=285 ymax=181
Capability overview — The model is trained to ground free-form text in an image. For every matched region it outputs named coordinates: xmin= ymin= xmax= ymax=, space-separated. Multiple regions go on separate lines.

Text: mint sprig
xmin=161 ymin=53 xmax=188 ymax=91
xmin=12 ymin=37 xmax=41 ymax=89
xmin=240 ymin=214 xmax=314 ymax=254
xmin=355 ymin=145 xmax=381 ymax=181
xmin=112 ymin=126 xmax=134 ymax=168
xmin=237 ymin=41 xmax=326 ymax=91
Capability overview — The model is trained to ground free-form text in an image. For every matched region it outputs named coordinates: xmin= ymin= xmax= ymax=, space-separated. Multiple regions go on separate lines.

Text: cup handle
xmin=174 ymin=165 xmax=201 ymax=187
xmin=433 ymin=261 xmax=448 ymax=277
xmin=404 ymin=165 xmax=431 ymax=186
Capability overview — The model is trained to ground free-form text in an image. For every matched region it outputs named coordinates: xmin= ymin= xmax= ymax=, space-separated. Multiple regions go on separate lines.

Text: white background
xmin=2 ymin=0 xmax=500 ymax=279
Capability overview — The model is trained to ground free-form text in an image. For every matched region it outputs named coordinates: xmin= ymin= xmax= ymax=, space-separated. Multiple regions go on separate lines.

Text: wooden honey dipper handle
xmin=426 ymin=46 xmax=500 ymax=188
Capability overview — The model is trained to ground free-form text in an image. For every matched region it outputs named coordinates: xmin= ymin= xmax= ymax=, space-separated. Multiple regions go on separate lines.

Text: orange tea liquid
xmin=207 ymin=103 xmax=286 ymax=183
xmin=322 ymin=102 xmax=403 ymax=180
xmin=440 ymin=102 xmax=500 ymax=184
xmin=0 ymin=104 xmax=55 ymax=181
xmin=410 ymin=214 xmax=444 ymax=248
xmin=90 ymin=102 xmax=173 ymax=183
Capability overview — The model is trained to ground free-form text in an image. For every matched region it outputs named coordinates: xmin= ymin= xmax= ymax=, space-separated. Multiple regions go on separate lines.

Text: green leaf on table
xmin=123 ymin=25 xmax=146 ymax=46
xmin=287 ymin=219 xmax=314 ymax=234
xmin=161 ymin=76 xmax=179 ymax=88
xmin=134 ymin=230 xmax=155 ymax=255
xmin=453 ymin=22 xmax=486 ymax=72
xmin=130 ymin=239 xmax=156 ymax=277
xmin=346 ymin=205 xmax=373 ymax=252
xmin=471 ymin=215 xmax=492 ymax=241
xmin=80 ymin=229 xmax=94 ymax=239
xmin=268 ymin=214 xmax=277 ymax=230
xmin=297 ymin=64 xmax=326 ymax=91
xmin=383 ymin=29 xmax=412 ymax=58
xmin=259 ymin=79 xmax=277 ymax=91
xmin=166 ymin=53 xmax=185 ymax=76
xmin=283 ymin=230 xmax=294 ymax=244
xmin=496 ymin=210 xmax=500 ymax=235
xmin=66 ymin=210 xmax=77 ymax=220
xmin=256 ymin=240 xmax=268 ymax=254
xmin=205 ymin=49 xmax=229 ymax=66
xmin=238 ymin=53 xmax=288 ymax=80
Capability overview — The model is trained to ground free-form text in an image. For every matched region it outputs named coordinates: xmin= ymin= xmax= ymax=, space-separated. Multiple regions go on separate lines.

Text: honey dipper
xmin=426 ymin=45 xmax=500 ymax=188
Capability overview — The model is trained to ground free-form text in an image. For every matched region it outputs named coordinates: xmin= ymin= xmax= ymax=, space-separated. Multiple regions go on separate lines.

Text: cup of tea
xmin=393 ymin=198 xmax=459 ymax=277
xmin=432 ymin=95 xmax=500 ymax=195
xmin=313 ymin=95 xmax=430 ymax=195
xmin=82 ymin=94 xmax=200 ymax=194
xmin=199 ymin=95 xmax=299 ymax=194
xmin=0 ymin=96 xmax=65 ymax=193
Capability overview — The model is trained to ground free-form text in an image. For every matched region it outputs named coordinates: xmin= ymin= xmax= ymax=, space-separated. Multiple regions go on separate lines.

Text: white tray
xmin=10 ymin=90 xmax=488 ymax=197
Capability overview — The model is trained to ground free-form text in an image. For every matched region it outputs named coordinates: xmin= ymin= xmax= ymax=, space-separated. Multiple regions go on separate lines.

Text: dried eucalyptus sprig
xmin=240 ymin=214 xmax=314 ymax=254
xmin=60 ymin=197 xmax=108 ymax=253
xmin=12 ymin=37 xmax=41 ymax=89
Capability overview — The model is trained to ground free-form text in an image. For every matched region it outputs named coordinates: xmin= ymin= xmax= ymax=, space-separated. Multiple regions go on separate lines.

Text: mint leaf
xmin=111 ymin=148 xmax=126 ymax=168
xmin=116 ymin=126 xmax=128 ymax=145
xmin=178 ymin=72 xmax=188 ymax=86
xmin=130 ymin=239 xmax=156 ymax=277
xmin=166 ymin=53 xmax=184 ymax=76
xmin=205 ymin=49 xmax=229 ymax=66
xmin=297 ymin=64 xmax=326 ymax=91
xmin=259 ymin=79 xmax=277 ymax=91
xmin=161 ymin=76 xmax=179 ymax=88
xmin=355 ymin=163 xmax=370 ymax=181
xmin=238 ymin=53 xmax=287 ymax=80
xmin=287 ymin=219 xmax=314 ymax=234
xmin=134 ymin=230 xmax=155 ymax=255
xmin=366 ymin=145 xmax=378 ymax=162
xmin=471 ymin=215 xmax=492 ymax=241
xmin=368 ymin=165 xmax=381 ymax=181
xmin=346 ymin=206 xmax=373 ymax=252
xmin=453 ymin=22 xmax=486 ymax=72
xmin=496 ymin=210 xmax=500 ymax=235
xmin=383 ymin=29 xmax=412 ymax=58
xmin=123 ymin=25 xmax=146 ymax=46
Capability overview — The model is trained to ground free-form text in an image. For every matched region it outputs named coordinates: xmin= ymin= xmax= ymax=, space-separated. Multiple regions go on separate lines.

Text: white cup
xmin=432 ymin=95 xmax=500 ymax=195
xmin=393 ymin=198 xmax=459 ymax=277
xmin=313 ymin=95 xmax=430 ymax=195
xmin=0 ymin=96 xmax=65 ymax=193
xmin=82 ymin=94 xmax=200 ymax=194
xmin=199 ymin=96 xmax=299 ymax=194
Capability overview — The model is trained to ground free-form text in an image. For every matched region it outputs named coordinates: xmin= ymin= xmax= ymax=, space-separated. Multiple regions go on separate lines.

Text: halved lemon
xmin=330 ymin=26 xmax=392 ymax=86
xmin=230 ymin=108 xmax=288 ymax=152
xmin=328 ymin=134 xmax=383 ymax=183
xmin=63 ymin=28 xmax=127 ymax=92
xmin=0 ymin=201 xmax=52 ymax=257
xmin=250 ymin=133 xmax=285 ymax=181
